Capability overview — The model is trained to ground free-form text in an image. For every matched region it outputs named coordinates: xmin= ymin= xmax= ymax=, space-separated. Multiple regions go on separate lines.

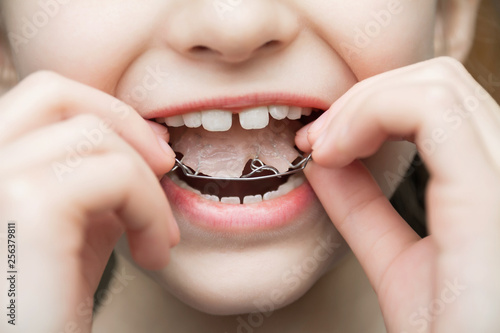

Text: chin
xmin=115 ymin=201 xmax=349 ymax=315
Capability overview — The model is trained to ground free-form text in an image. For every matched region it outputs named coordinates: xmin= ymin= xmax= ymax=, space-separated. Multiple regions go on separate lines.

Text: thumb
xmin=305 ymin=160 xmax=419 ymax=288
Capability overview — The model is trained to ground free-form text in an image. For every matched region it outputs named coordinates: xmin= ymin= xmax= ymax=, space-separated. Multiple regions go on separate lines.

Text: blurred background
xmin=466 ymin=0 xmax=500 ymax=103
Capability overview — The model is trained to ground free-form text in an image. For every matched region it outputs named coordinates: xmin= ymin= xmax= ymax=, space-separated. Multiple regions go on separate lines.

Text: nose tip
xmin=166 ymin=2 xmax=299 ymax=64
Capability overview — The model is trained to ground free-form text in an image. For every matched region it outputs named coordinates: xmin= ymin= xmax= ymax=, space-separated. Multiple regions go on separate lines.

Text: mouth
xmin=150 ymin=99 xmax=325 ymax=231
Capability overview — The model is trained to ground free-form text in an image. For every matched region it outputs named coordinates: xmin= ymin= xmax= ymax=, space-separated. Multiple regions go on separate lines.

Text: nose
xmin=165 ymin=1 xmax=299 ymax=63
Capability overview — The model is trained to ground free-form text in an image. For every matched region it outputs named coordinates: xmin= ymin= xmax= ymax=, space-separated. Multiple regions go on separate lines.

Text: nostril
xmin=190 ymin=45 xmax=215 ymax=54
xmin=262 ymin=40 xmax=281 ymax=49
xmin=188 ymin=40 xmax=282 ymax=61
xmin=191 ymin=40 xmax=280 ymax=53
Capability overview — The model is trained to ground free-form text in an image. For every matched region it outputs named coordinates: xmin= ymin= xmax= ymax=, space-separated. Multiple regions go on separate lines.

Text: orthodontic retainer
xmin=169 ymin=153 xmax=313 ymax=181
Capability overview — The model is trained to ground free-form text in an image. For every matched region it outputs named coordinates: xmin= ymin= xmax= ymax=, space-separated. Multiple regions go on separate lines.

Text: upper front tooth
xmin=287 ymin=106 xmax=302 ymax=120
xmin=201 ymin=110 xmax=232 ymax=131
xmin=239 ymin=106 xmax=269 ymax=130
xmin=183 ymin=112 xmax=202 ymax=128
xmin=269 ymin=105 xmax=289 ymax=120
xmin=165 ymin=115 xmax=185 ymax=127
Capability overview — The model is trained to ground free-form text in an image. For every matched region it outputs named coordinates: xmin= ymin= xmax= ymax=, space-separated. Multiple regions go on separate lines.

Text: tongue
xmin=169 ymin=116 xmax=302 ymax=178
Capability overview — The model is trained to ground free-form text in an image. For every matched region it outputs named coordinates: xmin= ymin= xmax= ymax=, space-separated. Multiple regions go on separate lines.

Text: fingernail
xmin=312 ymin=131 xmax=328 ymax=151
xmin=147 ymin=120 xmax=169 ymax=137
xmin=157 ymin=135 xmax=176 ymax=158
xmin=296 ymin=122 xmax=312 ymax=138
xmin=308 ymin=111 xmax=329 ymax=134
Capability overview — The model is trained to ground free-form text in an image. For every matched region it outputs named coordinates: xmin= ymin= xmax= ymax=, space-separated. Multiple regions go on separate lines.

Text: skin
xmin=0 ymin=0 xmax=498 ymax=332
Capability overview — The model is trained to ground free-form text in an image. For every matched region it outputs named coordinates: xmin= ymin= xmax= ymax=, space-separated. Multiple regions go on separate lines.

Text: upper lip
xmin=144 ymin=92 xmax=330 ymax=119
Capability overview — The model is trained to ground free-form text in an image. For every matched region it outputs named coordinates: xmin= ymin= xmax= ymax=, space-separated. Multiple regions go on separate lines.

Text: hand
xmin=0 ymin=71 xmax=179 ymax=332
xmin=296 ymin=57 xmax=500 ymax=332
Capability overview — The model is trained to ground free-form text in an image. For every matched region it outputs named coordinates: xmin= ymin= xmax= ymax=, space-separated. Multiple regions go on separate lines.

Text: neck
xmin=93 ymin=252 xmax=385 ymax=333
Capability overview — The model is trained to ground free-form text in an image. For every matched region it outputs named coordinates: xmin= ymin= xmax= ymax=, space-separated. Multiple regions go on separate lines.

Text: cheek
xmin=3 ymin=1 xmax=154 ymax=92
xmin=303 ymin=0 xmax=437 ymax=79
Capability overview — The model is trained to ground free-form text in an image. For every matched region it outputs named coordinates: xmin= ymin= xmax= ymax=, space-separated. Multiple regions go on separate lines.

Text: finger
xmin=308 ymin=59 xmax=498 ymax=177
xmin=297 ymin=59 xmax=444 ymax=151
xmin=305 ymin=160 xmax=420 ymax=289
xmin=461 ymin=84 xmax=500 ymax=169
xmin=0 ymin=114 xmax=134 ymax=174
xmin=307 ymin=58 xmax=500 ymax=252
xmin=295 ymin=121 xmax=313 ymax=153
xmin=83 ymin=212 xmax=125 ymax=287
xmin=310 ymin=80 xmax=499 ymax=229
xmin=311 ymin=80 xmax=495 ymax=185
xmin=0 ymin=71 xmax=175 ymax=175
xmin=308 ymin=58 xmax=500 ymax=172
xmin=56 ymin=153 xmax=178 ymax=270
xmin=0 ymin=113 xmax=180 ymax=270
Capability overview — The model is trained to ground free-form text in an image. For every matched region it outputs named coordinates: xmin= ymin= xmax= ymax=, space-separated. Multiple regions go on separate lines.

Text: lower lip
xmin=161 ymin=176 xmax=316 ymax=232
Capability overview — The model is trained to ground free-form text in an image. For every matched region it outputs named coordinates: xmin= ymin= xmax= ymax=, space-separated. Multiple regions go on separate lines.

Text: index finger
xmin=0 ymin=71 xmax=175 ymax=175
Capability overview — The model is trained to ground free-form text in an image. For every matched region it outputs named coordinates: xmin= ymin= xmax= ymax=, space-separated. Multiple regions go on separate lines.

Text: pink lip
xmin=145 ymin=92 xmax=330 ymax=119
xmin=153 ymin=92 xmax=325 ymax=232
xmin=161 ymin=176 xmax=317 ymax=232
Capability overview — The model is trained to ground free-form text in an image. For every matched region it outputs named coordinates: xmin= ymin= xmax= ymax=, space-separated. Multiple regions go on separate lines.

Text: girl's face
xmin=1 ymin=0 xmax=437 ymax=314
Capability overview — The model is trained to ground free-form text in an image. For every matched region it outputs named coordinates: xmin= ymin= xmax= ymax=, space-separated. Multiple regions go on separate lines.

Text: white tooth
xmin=269 ymin=105 xmax=289 ymax=120
xmin=277 ymin=181 xmax=295 ymax=195
xmin=202 ymin=194 xmax=220 ymax=202
xmin=169 ymin=174 xmax=185 ymax=187
xmin=287 ymin=106 xmax=302 ymax=120
xmin=290 ymin=174 xmax=305 ymax=188
xmin=182 ymin=112 xmax=202 ymax=128
xmin=243 ymin=194 xmax=263 ymax=204
xmin=171 ymin=176 xmax=202 ymax=195
xmin=301 ymin=107 xmax=313 ymax=116
xmin=263 ymin=190 xmax=279 ymax=201
xmin=221 ymin=196 xmax=241 ymax=204
xmin=201 ymin=110 xmax=233 ymax=132
xmin=239 ymin=106 xmax=269 ymax=130
xmin=156 ymin=117 xmax=166 ymax=124
xmin=262 ymin=175 xmax=306 ymax=201
xmin=178 ymin=180 xmax=191 ymax=190
xmin=165 ymin=115 xmax=185 ymax=127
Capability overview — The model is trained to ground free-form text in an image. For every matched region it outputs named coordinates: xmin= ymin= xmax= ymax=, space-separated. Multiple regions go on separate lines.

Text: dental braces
xmin=170 ymin=153 xmax=313 ymax=181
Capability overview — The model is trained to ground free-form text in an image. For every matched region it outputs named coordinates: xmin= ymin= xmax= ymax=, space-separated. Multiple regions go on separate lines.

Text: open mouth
xmin=154 ymin=105 xmax=323 ymax=205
